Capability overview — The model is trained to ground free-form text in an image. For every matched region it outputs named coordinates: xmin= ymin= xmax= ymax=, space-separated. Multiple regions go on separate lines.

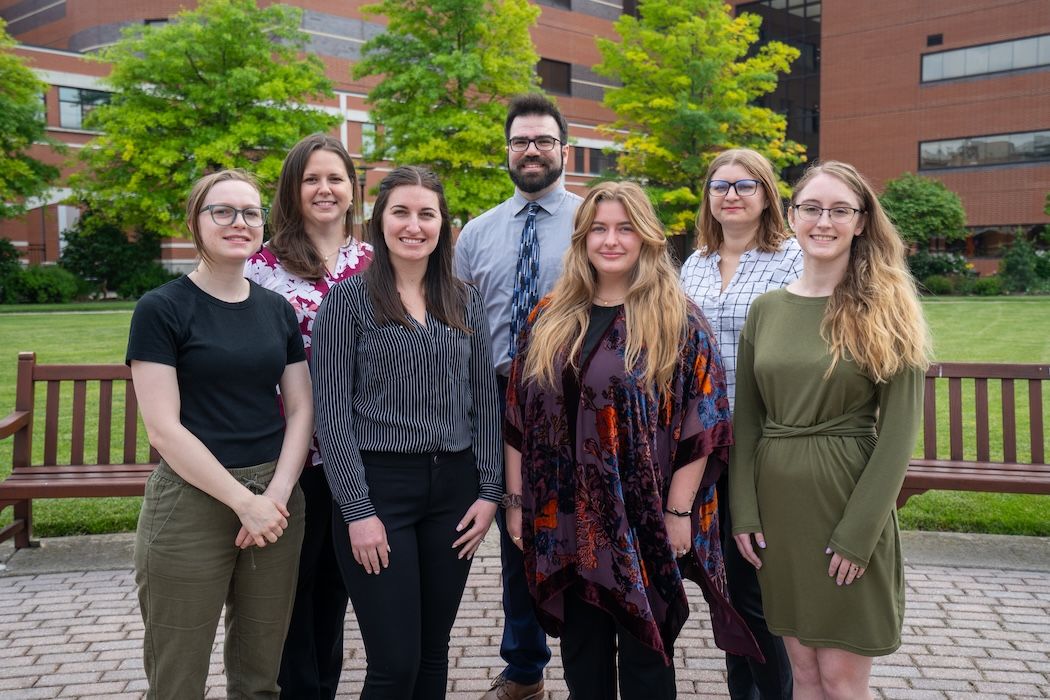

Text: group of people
xmin=126 ymin=93 xmax=930 ymax=700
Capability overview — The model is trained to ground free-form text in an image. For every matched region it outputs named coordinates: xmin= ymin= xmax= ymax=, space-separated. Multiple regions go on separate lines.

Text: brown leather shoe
xmin=479 ymin=672 xmax=545 ymax=700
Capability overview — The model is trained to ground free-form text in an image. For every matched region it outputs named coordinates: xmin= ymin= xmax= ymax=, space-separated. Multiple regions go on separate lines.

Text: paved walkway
xmin=0 ymin=532 xmax=1048 ymax=699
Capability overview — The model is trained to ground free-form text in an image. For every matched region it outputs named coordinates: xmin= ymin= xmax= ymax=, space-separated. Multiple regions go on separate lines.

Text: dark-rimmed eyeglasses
xmin=791 ymin=204 xmax=865 ymax=224
xmin=708 ymin=179 xmax=760 ymax=197
xmin=507 ymin=136 xmax=562 ymax=152
xmin=201 ymin=204 xmax=268 ymax=228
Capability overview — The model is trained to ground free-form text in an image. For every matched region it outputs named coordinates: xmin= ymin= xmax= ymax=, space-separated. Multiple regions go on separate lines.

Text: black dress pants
xmin=278 ymin=465 xmax=349 ymax=700
xmin=560 ymin=593 xmax=676 ymax=700
xmin=332 ymin=450 xmax=478 ymax=700
xmin=719 ymin=471 xmax=793 ymax=699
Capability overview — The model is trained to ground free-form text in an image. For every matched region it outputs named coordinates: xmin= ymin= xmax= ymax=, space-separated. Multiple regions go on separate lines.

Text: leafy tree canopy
xmin=71 ymin=0 xmax=340 ymax=237
xmin=0 ymin=19 xmax=60 ymax=220
xmin=354 ymin=0 xmax=540 ymax=222
xmin=596 ymin=0 xmax=806 ymax=233
xmin=879 ymin=172 xmax=967 ymax=245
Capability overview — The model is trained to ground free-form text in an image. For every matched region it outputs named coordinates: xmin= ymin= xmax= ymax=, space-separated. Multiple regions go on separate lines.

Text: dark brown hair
xmin=185 ymin=169 xmax=261 ymax=266
xmin=268 ymin=133 xmax=358 ymax=280
xmin=365 ymin=166 xmax=468 ymax=332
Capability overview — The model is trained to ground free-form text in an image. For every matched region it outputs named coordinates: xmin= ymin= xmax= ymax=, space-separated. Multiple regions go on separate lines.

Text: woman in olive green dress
xmin=730 ymin=161 xmax=930 ymax=699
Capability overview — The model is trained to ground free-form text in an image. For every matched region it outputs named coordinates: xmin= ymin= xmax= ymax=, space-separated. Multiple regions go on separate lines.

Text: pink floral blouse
xmin=244 ymin=238 xmax=374 ymax=465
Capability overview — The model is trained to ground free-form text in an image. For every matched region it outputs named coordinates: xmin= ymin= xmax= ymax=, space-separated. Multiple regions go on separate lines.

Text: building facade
xmin=2 ymin=0 xmax=1048 ymax=272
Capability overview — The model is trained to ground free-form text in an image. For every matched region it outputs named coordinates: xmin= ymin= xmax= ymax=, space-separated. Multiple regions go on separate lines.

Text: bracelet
xmin=664 ymin=507 xmax=691 ymax=517
xmin=501 ymin=493 xmax=523 ymax=510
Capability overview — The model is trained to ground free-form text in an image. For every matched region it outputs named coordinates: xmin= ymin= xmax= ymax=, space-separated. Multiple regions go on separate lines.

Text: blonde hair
xmin=696 ymin=148 xmax=789 ymax=254
xmin=185 ymin=169 xmax=261 ymax=266
xmin=791 ymin=161 xmax=931 ymax=382
xmin=522 ymin=181 xmax=689 ymax=393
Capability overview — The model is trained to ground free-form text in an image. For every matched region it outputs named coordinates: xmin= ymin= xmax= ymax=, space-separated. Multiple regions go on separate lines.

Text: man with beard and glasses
xmin=455 ymin=93 xmax=581 ymax=700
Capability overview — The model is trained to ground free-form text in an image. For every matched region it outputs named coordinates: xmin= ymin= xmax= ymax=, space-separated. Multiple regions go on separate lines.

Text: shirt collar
xmin=512 ymin=186 xmax=567 ymax=217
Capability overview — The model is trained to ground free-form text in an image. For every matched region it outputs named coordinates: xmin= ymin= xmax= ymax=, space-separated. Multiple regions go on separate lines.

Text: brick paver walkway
xmin=1 ymin=549 xmax=1048 ymax=698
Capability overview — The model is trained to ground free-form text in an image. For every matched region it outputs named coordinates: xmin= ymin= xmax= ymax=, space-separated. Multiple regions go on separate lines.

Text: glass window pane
xmin=922 ymin=53 xmax=943 ymax=81
xmin=941 ymin=49 xmax=966 ymax=79
xmin=965 ymin=45 xmax=989 ymax=75
xmin=921 ymin=130 xmax=1050 ymax=169
xmin=988 ymin=42 xmax=1013 ymax=72
xmin=59 ymin=101 xmax=82 ymax=129
xmin=1013 ymin=37 xmax=1037 ymax=68
xmin=574 ymin=146 xmax=585 ymax=173
xmin=1038 ymin=35 xmax=1050 ymax=65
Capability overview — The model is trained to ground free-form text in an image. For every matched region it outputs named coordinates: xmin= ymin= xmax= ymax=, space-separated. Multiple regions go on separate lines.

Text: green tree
xmin=354 ymin=0 xmax=540 ymax=222
xmin=595 ymin=0 xmax=805 ymax=233
xmin=70 ymin=0 xmax=340 ymax=237
xmin=879 ymin=173 xmax=967 ymax=246
xmin=59 ymin=212 xmax=173 ymax=298
xmin=0 ymin=19 xmax=60 ymax=220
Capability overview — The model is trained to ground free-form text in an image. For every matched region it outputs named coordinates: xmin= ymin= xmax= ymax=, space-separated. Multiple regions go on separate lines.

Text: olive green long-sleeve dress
xmin=730 ymin=288 xmax=923 ymax=656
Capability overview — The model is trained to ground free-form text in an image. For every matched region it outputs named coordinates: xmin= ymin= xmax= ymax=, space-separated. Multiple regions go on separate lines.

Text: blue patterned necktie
xmin=509 ymin=202 xmax=541 ymax=359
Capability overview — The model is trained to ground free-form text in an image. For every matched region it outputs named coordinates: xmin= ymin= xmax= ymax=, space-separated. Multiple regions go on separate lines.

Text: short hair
xmin=695 ymin=148 xmax=789 ymax=254
xmin=504 ymin=93 xmax=568 ymax=143
xmin=185 ymin=169 xmax=261 ymax=265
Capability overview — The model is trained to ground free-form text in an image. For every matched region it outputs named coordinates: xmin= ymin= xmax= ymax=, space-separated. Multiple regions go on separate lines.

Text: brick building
xmin=1 ymin=0 xmax=1048 ymax=272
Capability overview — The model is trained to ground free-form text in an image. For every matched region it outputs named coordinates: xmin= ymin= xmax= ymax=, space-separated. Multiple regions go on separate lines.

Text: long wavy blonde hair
xmin=522 ymin=181 xmax=689 ymax=394
xmin=791 ymin=161 xmax=931 ymax=382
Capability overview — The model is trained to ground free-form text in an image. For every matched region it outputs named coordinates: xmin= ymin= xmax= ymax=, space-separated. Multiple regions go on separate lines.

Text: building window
xmin=58 ymin=87 xmax=110 ymax=129
xmin=361 ymin=122 xmax=377 ymax=155
xmin=537 ymin=59 xmax=571 ymax=96
xmin=573 ymin=147 xmax=619 ymax=175
xmin=922 ymin=34 xmax=1050 ymax=82
xmin=919 ymin=130 xmax=1050 ymax=170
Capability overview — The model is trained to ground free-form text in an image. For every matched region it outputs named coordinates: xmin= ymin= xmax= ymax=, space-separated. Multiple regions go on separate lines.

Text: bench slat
xmin=922 ymin=376 xmax=937 ymax=460
xmin=948 ymin=377 xmax=963 ymax=460
xmin=71 ymin=380 xmax=87 ymax=465
xmin=98 ymin=381 xmax=113 ymax=465
xmin=975 ymin=378 xmax=989 ymax=462
xmin=44 ymin=381 xmax=60 ymax=466
xmin=1030 ymin=380 xmax=1045 ymax=464
xmin=1002 ymin=379 xmax=1017 ymax=463
xmin=124 ymin=382 xmax=138 ymax=464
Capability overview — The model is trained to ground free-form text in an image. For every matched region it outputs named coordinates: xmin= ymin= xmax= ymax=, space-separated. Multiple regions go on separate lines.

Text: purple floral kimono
xmin=505 ymin=298 xmax=761 ymax=662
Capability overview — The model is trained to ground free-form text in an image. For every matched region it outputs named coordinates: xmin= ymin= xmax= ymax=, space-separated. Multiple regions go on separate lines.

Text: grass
xmin=0 ymin=297 xmax=1048 ymax=537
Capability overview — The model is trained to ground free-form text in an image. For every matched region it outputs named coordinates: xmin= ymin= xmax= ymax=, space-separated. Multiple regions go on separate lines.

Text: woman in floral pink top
xmin=244 ymin=133 xmax=372 ymax=699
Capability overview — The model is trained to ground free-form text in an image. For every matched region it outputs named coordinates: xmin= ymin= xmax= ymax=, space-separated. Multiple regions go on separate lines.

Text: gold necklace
xmin=594 ymin=295 xmax=625 ymax=306
xmin=320 ymin=237 xmax=350 ymax=263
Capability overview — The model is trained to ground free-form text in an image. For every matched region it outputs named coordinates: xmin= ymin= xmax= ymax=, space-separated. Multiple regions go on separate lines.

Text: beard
xmin=509 ymin=154 xmax=563 ymax=194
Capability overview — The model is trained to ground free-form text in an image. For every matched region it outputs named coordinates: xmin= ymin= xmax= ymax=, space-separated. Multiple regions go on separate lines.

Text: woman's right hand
xmin=234 ymin=494 xmax=290 ymax=548
xmin=347 ymin=516 xmax=389 ymax=575
xmin=506 ymin=507 xmax=524 ymax=551
xmin=734 ymin=531 xmax=766 ymax=570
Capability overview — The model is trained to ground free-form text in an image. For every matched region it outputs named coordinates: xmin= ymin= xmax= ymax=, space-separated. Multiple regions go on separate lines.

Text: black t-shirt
xmin=126 ymin=275 xmax=306 ymax=468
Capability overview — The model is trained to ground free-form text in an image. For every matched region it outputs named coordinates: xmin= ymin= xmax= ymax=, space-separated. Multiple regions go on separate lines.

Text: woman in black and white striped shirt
xmin=312 ymin=165 xmax=502 ymax=698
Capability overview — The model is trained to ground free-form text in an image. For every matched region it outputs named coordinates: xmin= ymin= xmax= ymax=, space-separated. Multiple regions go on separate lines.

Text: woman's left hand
xmin=827 ymin=547 xmax=865 ymax=586
xmin=665 ymin=512 xmax=692 ymax=559
xmin=453 ymin=499 xmax=498 ymax=560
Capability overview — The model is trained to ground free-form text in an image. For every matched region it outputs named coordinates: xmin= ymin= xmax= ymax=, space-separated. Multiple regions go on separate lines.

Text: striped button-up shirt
xmin=312 ymin=275 xmax=503 ymax=523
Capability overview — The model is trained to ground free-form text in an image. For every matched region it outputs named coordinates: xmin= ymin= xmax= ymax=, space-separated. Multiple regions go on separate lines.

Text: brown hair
xmin=185 ymin=169 xmax=261 ymax=266
xmin=695 ymin=148 xmax=789 ymax=254
xmin=365 ymin=166 xmax=467 ymax=332
xmin=268 ymin=133 xmax=358 ymax=281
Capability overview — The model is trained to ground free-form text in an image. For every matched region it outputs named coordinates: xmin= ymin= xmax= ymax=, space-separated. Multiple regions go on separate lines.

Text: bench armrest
xmin=0 ymin=410 xmax=30 ymax=440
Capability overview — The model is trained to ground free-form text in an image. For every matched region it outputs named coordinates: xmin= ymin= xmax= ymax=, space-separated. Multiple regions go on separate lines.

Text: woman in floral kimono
xmin=504 ymin=181 xmax=760 ymax=699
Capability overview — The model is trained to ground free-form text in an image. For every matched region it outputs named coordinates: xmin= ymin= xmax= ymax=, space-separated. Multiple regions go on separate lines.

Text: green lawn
xmin=1 ymin=297 xmax=1048 ymax=537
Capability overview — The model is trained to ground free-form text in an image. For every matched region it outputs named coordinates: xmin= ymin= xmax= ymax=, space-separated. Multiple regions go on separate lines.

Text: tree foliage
xmin=354 ymin=0 xmax=540 ymax=222
xmin=879 ymin=173 xmax=967 ymax=245
xmin=70 ymin=0 xmax=340 ymax=237
xmin=0 ymin=19 xmax=60 ymax=220
xmin=59 ymin=212 xmax=174 ymax=298
xmin=595 ymin=0 xmax=805 ymax=233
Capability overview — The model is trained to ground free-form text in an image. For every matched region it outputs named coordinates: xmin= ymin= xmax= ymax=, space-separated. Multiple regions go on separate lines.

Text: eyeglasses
xmin=201 ymin=204 xmax=267 ymax=228
xmin=791 ymin=204 xmax=865 ymax=224
xmin=507 ymin=136 xmax=562 ymax=152
xmin=708 ymin=179 xmax=760 ymax=197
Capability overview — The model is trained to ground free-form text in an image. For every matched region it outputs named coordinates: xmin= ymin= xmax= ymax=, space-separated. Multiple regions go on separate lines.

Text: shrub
xmin=60 ymin=213 xmax=166 ymax=298
xmin=921 ymin=274 xmax=954 ymax=296
xmin=972 ymin=276 xmax=1003 ymax=296
xmin=907 ymin=250 xmax=972 ymax=280
xmin=999 ymin=232 xmax=1040 ymax=293
xmin=0 ymin=238 xmax=22 ymax=301
xmin=5 ymin=265 xmax=82 ymax=303
xmin=116 ymin=264 xmax=177 ymax=299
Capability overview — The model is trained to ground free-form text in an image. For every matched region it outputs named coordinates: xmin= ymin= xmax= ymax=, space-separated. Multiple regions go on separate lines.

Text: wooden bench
xmin=898 ymin=362 xmax=1049 ymax=507
xmin=0 ymin=351 xmax=157 ymax=549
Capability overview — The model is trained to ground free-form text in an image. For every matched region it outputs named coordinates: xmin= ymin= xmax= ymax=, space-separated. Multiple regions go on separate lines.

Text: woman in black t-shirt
xmin=126 ymin=169 xmax=313 ymax=699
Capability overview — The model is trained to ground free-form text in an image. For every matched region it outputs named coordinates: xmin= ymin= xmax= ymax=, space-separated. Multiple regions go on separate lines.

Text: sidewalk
xmin=1 ymin=531 xmax=1048 ymax=699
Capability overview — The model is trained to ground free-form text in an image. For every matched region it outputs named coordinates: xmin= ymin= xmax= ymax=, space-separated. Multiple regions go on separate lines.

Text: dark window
xmin=58 ymin=87 xmax=110 ymax=130
xmin=590 ymin=148 xmax=618 ymax=175
xmin=927 ymin=33 xmax=943 ymax=47
xmin=919 ymin=130 xmax=1050 ymax=170
xmin=922 ymin=34 xmax=1050 ymax=82
xmin=537 ymin=59 xmax=571 ymax=96
xmin=574 ymin=147 xmax=586 ymax=174
xmin=539 ymin=0 xmax=571 ymax=8
xmin=623 ymin=0 xmax=639 ymax=17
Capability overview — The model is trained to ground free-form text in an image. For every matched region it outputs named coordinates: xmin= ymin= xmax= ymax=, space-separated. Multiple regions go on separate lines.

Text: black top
xmin=312 ymin=275 xmax=503 ymax=522
xmin=126 ymin=275 xmax=306 ymax=468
